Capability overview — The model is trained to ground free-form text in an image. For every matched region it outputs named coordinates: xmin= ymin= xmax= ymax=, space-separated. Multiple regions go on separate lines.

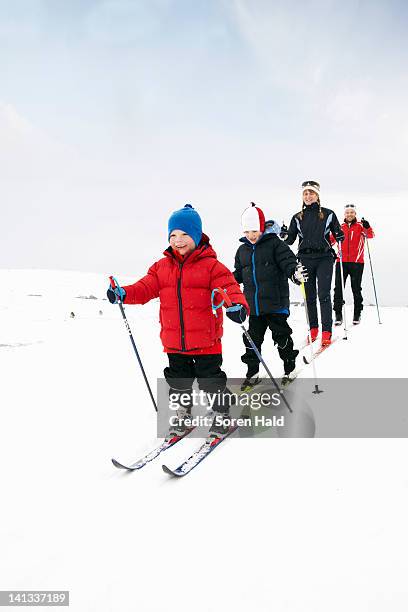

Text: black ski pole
xmin=362 ymin=225 xmax=382 ymax=324
xmin=109 ymin=276 xmax=157 ymax=412
xmin=211 ymin=287 xmax=293 ymax=414
xmin=338 ymin=242 xmax=348 ymax=339
xmin=240 ymin=325 xmax=293 ymax=413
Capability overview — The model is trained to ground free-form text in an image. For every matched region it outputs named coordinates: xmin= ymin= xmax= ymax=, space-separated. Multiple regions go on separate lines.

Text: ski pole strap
xmin=109 ymin=275 xmax=125 ymax=304
xmin=109 ymin=275 xmax=120 ymax=290
xmin=211 ymin=287 xmax=232 ymax=316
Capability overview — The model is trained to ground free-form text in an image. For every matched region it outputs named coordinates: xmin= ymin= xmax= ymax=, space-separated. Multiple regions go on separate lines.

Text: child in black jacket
xmin=234 ymin=203 xmax=307 ymax=389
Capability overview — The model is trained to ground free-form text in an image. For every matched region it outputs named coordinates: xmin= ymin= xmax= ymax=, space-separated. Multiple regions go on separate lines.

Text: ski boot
xmin=321 ymin=331 xmax=332 ymax=346
xmin=307 ymin=327 xmax=319 ymax=343
xmin=240 ymin=376 xmax=261 ymax=392
xmin=353 ymin=311 xmax=361 ymax=325
xmin=334 ymin=312 xmax=343 ymax=326
xmin=168 ymin=407 xmax=193 ymax=437
xmin=168 ymin=388 xmax=193 ymax=437
xmin=281 ymin=350 xmax=299 ymax=386
xmin=209 ymin=411 xmax=231 ymax=437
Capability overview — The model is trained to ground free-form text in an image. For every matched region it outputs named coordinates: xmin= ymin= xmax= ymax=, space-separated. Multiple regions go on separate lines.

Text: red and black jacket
xmin=331 ymin=219 xmax=374 ymax=263
xmin=122 ymin=235 xmax=248 ymax=354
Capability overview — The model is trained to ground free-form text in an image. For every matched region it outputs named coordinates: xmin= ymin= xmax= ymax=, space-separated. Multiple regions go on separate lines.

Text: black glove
xmin=226 ymin=303 xmax=247 ymax=324
xmin=280 ymin=223 xmax=288 ymax=239
xmin=361 ymin=218 xmax=370 ymax=229
xmin=107 ymin=285 xmax=126 ymax=304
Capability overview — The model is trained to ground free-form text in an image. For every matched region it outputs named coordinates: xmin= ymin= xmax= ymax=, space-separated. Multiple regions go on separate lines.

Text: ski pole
xmin=337 ymin=242 xmax=348 ymax=339
xmin=362 ymin=228 xmax=382 ymax=325
xmin=109 ymin=276 xmax=157 ymax=412
xmin=300 ymin=282 xmax=322 ymax=394
xmin=211 ymin=287 xmax=293 ymax=414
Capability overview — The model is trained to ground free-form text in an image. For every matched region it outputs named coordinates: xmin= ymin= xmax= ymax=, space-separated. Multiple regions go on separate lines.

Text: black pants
xmin=300 ymin=255 xmax=334 ymax=332
xmin=164 ymin=353 xmax=230 ymax=413
xmin=241 ymin=313 xmax=296 ymax=378
xmin=333 ymin=262 xmax=364 ymax=316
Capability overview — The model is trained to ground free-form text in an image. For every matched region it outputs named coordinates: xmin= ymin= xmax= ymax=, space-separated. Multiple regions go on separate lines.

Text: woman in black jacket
xmin=284 ymin=180 xmax=344 ymax=346
xmin=234 ymin=203 xmax=307 ymax=389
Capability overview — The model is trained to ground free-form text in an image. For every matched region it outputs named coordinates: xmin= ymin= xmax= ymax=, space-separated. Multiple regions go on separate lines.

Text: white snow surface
xmin=1 ymin=269 xmax=408 ymax=611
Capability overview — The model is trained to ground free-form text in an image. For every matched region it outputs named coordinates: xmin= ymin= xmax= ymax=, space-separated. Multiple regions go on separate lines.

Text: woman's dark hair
xmin=298 ymin=197 xmax=324 ymax=221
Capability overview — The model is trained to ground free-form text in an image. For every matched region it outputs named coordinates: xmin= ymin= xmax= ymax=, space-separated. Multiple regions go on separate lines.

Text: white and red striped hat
xmin=241 ymin=202 xmax=265 ymax=233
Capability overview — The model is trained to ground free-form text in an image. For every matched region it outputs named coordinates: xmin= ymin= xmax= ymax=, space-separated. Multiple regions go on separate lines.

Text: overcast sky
xmin=1 ymin=0 xmax=407 ymax=304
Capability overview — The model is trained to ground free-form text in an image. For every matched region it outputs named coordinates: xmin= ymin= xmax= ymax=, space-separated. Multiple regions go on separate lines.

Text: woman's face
xmin=303 ymin=189 xmax=319 ymax=205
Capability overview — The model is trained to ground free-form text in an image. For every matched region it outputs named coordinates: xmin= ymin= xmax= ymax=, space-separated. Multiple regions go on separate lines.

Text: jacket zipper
xmin=251 ymin=245 xmax=260 ymax=316
xmin=177 ymin=262 xmax=186 ymax=351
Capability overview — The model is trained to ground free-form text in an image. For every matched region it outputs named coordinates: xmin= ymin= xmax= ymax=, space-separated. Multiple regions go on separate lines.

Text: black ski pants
xmin=164 ymin=353 xmax=231 ymax=413
xmin=241 ymin=313 xmax=296 ymax=378
xmin=333 ymin=262 xmax=364 ymax=316
xmin=299 ymin=255 xmax=334 ymax=332
xmin=164 ymin=353 xmax=227 ymax=393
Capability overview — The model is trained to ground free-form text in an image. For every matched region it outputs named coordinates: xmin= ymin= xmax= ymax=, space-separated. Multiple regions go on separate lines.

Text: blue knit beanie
xmin=168 ymin=204 xmax=202 ymax=247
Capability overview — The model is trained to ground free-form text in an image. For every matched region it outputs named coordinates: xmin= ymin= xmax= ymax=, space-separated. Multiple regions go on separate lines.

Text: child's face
xmin=244 ymin=230 xmax=262 ymax=244
xmin=169 ymin=230 xmax=196 ymax=256
xmin=344 ymin=209 xmax=356 ymax=223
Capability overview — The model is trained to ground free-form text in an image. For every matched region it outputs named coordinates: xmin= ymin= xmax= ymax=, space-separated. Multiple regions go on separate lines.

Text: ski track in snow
xmin=1 ymin=269 xmax=408 ymax=612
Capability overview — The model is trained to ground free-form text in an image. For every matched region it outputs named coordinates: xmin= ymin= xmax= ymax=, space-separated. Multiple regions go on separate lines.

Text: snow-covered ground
xmin=1 ymin=269 xmax=408 ymax=611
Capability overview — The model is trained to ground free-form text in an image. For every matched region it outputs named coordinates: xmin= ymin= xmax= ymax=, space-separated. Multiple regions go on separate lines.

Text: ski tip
xmin=302 ymin=356 xmax=310 ymax=365
xmin=162 ymin=464 xmax=182 ymax=477
xmin=112 ymin=458 xmax=137 ymax=470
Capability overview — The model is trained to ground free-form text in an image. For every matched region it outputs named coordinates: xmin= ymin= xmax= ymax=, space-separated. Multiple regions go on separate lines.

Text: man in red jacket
xmin=333 ymin=204 xmax=375 ymax=325
xmin=107 ymin=204 xmax=249 ymax=436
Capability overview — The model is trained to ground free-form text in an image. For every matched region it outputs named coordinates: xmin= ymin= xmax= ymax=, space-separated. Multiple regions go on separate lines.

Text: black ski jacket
xmin=286 ymin=203 xmax=344 ymax=258
xmin=233 ymin=227 xmax=297 ymax=316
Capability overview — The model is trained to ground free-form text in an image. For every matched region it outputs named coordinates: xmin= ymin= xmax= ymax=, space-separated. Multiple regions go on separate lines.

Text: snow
xmin=1 ymin=269 xmax=408 ymax=611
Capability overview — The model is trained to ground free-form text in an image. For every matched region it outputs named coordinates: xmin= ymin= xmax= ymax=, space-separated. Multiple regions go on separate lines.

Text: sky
xmin=1 ymin=0 xmax=407 ymax=304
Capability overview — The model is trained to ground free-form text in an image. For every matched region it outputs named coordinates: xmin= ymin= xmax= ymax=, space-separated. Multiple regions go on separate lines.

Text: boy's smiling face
xmin=244 ymin=230 xmax=262 ymax=244
xmin=169 ymin=229 xmax=196 ymax=256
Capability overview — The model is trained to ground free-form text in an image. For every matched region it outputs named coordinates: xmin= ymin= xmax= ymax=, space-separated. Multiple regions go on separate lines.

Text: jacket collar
xmin=304 ymin=202 xmax=320 ymax=212
xmin=239 ymin=231 xmax=274 ymax=246
xmin=164 ymin=233 xmax=215 ymax=263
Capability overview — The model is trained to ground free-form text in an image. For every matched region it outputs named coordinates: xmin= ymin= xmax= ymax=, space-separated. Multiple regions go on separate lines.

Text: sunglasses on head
xmin=344 ymin=204 xmax=356 ymax=210
xmin=302 ymin=181 xmax=320 ymax=190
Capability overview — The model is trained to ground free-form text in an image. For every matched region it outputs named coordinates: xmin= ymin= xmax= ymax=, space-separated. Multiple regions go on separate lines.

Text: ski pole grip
xmin=110 ymin=275 xmax=122 ymax=291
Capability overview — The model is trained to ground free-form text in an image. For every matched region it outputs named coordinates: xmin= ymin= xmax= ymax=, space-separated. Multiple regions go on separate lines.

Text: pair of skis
xmin=112 ymin=333 xmax=341 ymax=475
xmin=112 ymin=424 xmax=238 ymax=478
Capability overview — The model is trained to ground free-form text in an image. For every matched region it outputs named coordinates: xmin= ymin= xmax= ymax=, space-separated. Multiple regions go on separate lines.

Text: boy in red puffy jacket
xmin=107 ymin=204 xmax=249 ymax=436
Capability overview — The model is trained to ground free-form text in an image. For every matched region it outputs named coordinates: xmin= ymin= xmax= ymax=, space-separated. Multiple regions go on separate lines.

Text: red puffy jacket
xmin=331 ymin=219 xmax=374 ymax=263
xmin=122 ymin=236 xmax=249 ymax=354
